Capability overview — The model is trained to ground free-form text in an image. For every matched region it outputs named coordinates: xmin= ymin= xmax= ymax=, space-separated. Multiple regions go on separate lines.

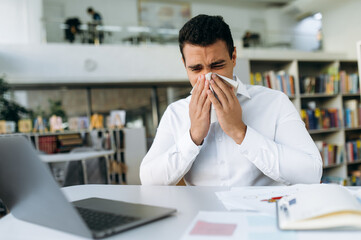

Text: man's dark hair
xmin=87 ymin=7 xmax=94 ymax=13
xmin=179 ymin=14 xmax=234 ymax=62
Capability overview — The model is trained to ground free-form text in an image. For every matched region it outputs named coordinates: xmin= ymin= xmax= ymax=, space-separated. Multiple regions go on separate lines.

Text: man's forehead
xmin=183 ymin=41 xmax=229 ymax=65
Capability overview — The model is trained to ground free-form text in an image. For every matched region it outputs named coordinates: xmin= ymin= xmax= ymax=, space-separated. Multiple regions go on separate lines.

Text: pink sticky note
xmin=190 ymin=220 xmax=237 ymax=236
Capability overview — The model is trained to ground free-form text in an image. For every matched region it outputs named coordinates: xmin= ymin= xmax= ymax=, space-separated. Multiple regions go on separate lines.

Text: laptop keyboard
xmin=76 ymin=206 xmax=140 ymax=232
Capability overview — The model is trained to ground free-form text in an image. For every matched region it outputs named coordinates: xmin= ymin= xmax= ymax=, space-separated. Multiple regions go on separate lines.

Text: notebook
xmin=276 ymin=184 xmax=361 ymax=230
xmin=0 ymin=136 xmax=176 ymax=239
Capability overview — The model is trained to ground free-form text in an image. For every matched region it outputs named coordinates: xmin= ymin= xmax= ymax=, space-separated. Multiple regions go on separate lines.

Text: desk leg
xmin=105 ymin=155 xmax=111 ymax=184
xmin=81 ymin=159 xmax=88 ymax=184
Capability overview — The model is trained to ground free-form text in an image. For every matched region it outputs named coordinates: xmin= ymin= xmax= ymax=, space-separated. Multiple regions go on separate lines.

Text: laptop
xmin=0 ymin=136 xmax=176 ymax=239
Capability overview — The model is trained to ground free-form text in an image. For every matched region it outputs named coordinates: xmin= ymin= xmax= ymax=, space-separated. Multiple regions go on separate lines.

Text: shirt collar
xmin=234 ymin=75 xmax=251 ymax=99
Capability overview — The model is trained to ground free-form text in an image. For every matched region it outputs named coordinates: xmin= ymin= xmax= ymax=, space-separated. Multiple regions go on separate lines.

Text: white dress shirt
xmin=140 ymin=76 xmax=323 ymax=186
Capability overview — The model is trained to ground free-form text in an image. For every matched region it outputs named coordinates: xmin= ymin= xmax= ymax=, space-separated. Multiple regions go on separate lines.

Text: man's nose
xmin=200 ymin=68 xmax=212 ymax=75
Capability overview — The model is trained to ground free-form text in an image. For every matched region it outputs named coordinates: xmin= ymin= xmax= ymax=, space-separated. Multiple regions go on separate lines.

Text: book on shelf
xmin=0 ymin=121 xmax=16 ymax=134
xmin=340 ymin=71 xmax=359 ymax=94
xmin=346 ymin=139 xmax=361 ymax=163
xmin=57 ymin=134 xmax=81 ymax=140
xmin=300 ymin=108 xmax=340 ymax=131
xmin=18 ymin=119 xmax=32 ymax=133
xmin=38 ymin=136 xmax=57 ymax=154
xmin=315 ymin=141 xmax=343 ymax=167
xmin=250 ymin=71 xmax=295 ymax=96
xmin=277 ymin=184 xmax=361 ymax=230
xmin=57 ymin=133 xmax=83 ymax=152
xmin=300 ymin=74 xmax=339 ymax=95
xmin=344 ymin=99 xmax=361 ymax=128
xmin=68 ymin=116 xmax=89 ymax=131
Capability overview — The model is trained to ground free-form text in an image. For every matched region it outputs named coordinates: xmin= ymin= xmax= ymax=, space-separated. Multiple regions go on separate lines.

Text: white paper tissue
xmin=191 ymin=72 xmax=239 ymax=123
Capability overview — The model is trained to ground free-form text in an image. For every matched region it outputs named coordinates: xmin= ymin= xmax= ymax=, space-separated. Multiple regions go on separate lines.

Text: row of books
xmin=346 ymin=139 xmax=361 ymax=163
xmin=300 ymin=108 xmax=340 ymax=130
xmin=38 ymin=134 xmax=84 ymax=154
xmin=340 ymin=71 xmax=359 ymax=94
xmin=344 ymin=99 xmax=361 ymax=128
xmin=315 ymin=141 xmax=343 ymax=167
xmin=299 ymin=74 xmax=339 ymax=94
xmin=250 ymin=71 xmax=295 ymax=96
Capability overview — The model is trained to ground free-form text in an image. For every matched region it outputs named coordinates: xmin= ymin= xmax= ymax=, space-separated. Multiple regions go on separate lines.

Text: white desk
xmin=0 ymin=185 xmax=360 ymax=240
xmin=39 ymin=150 xmax=114 ymax=184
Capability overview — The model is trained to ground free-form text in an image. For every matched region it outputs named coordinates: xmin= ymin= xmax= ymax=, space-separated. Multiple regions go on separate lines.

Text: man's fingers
xmin=212 ymin=74 xmax=234 ymax=103
xmin=207 ymin=89 xmax=222 ymax=111
xmin=198 ymin=79 xmax=209 ymax=106
xmin=202 ymin=95 xmax=212 ymax=113
xmin=210 ymin=78 xmax=228 ymax=106
xmin=191 ymin=75 xmax=203 ymax=104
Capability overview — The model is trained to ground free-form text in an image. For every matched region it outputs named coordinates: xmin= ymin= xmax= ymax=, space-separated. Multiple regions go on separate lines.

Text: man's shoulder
xmin=245 ymin=84 xmax=289 ymax=101
xmin=166 ymin=95 xmax=191 ymax=115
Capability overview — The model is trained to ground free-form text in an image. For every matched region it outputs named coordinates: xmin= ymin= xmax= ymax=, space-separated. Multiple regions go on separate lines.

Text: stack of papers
xmin=215 ymin=184 xmax=361 ymax=215
xmin=181 ymin=185 xmax=361 ymax=240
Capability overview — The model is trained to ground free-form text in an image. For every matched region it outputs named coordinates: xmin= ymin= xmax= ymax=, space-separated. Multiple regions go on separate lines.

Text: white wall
xmin=0 ymin=44 xmax=187 ymax=84
xmin=264 ymin=8 xmax=297 ymax=48
xmin=0 ymin=0 xmax=43 ymax=44
xmin=322 ymin=0 xmax=361 ymax=58
xmin=293 ymin=16 xmax=321 ymax=52
xmin=191 ymin=3 xmax=265 ymax=43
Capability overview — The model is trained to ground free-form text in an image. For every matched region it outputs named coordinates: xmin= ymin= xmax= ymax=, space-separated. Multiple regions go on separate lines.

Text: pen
xmin=261 ymin=196 xmax=283 ymax=202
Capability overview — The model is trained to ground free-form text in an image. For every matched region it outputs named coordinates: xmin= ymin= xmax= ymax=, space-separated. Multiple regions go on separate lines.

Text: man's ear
xmin=232 ymin=47 xmax=237 ymax=67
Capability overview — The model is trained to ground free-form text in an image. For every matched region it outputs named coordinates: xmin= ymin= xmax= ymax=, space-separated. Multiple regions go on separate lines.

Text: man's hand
xmin=207 ymin=74 xmax=247 ymax=144
xmin=189 ymin=75 xmax=212 ymax=145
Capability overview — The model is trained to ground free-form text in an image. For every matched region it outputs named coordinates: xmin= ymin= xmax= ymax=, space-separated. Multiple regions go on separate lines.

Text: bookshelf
xmin=12 ymin=127 xmax=146 ymax=185
xmin=246 ymin=57 xmax=360 ymax=185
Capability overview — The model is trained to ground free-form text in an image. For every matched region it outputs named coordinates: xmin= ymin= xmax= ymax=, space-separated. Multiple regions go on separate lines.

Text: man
xmin=87 ymin=7 xmax=102 ymax=24
xmin=140 ymin=15 xmax=322 ymax=186
xmin=86 ymin=7 xmax=103 ymax=44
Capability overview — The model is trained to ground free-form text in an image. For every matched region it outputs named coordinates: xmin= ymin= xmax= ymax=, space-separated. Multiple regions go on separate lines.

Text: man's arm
xmin=238 ymin=98 xmax=323 ymax=185
xmin=208 ymin=75 xmax=322 ymax=185
xmin=139 ymin=116 xmax=201 ymax=185
xmin=140 ymin=75 xmax=212 ymax=185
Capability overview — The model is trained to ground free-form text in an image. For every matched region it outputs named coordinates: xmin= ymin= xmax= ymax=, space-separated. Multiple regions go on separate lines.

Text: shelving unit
xmin=5 ymin=127 xmax=146 ymax=185
xmin=245 ymin=56 xmax=360 ymax=185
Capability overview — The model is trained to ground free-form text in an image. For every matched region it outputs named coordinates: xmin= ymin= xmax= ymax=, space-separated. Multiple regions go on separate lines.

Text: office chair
xmin=0 ymin=199 xmax=7 ymax=218
xmin=63 ymin=147 xmax=108 ymax=187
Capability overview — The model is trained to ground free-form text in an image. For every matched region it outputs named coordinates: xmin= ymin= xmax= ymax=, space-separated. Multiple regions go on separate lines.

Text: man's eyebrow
xmin=188 ymin=64 xmax=202 ymax=69
xmin=210 ymin=60 xmax=226 ymax=66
